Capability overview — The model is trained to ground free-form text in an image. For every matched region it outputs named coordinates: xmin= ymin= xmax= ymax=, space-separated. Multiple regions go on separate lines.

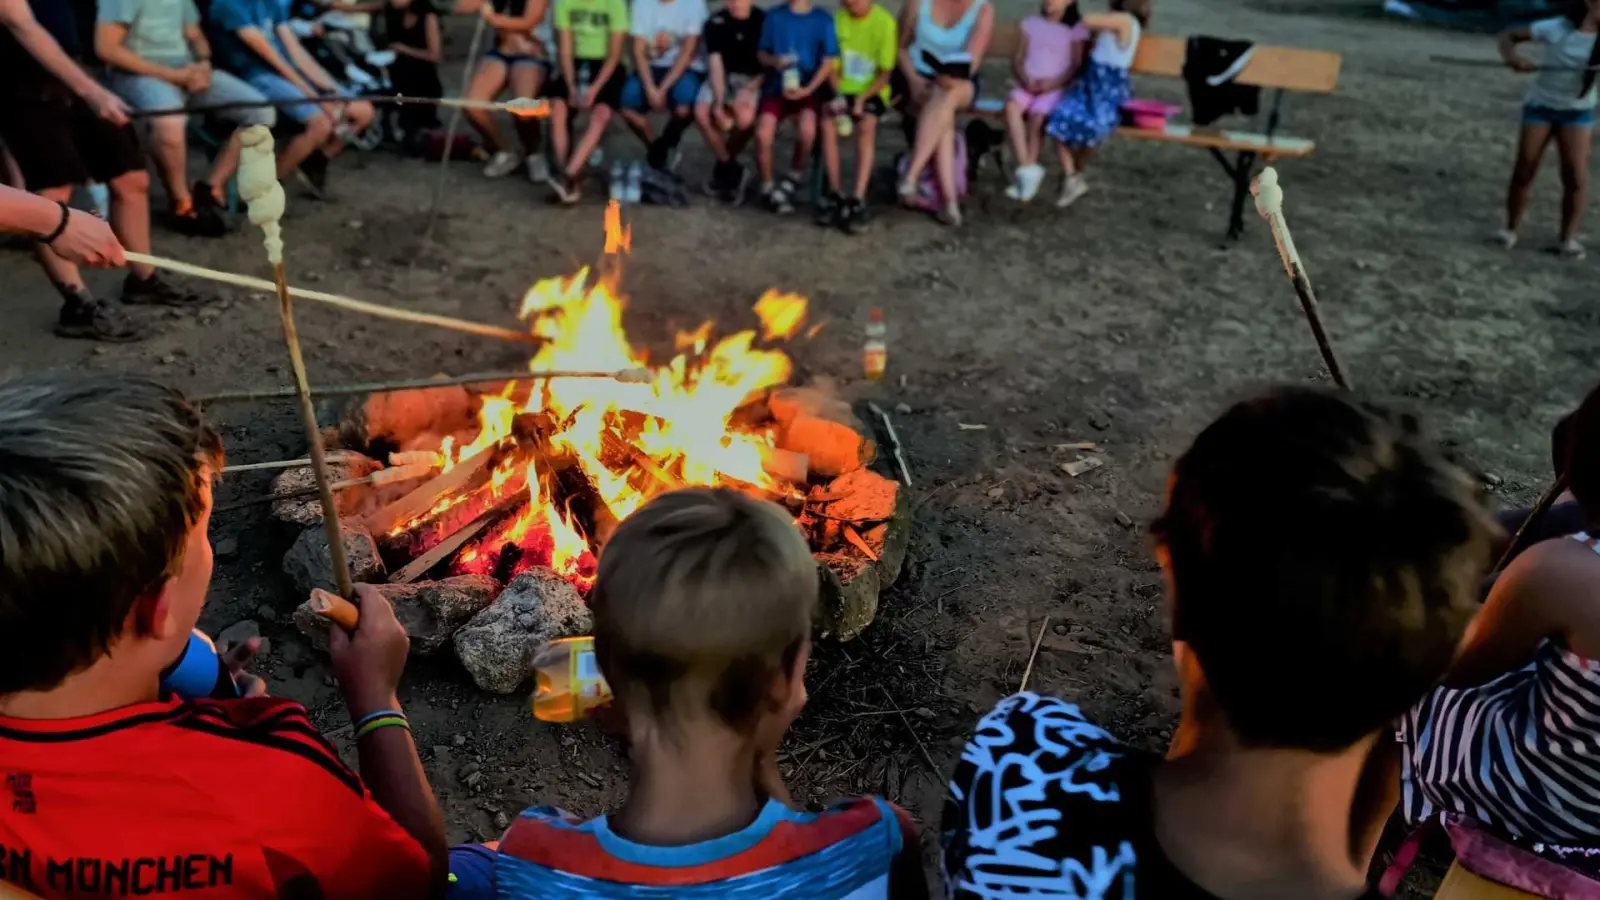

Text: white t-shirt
xmin=1526 ymin=17 xmax=1598 ymax=111
xmin=629 ymin=0 xmax=708 ymax=71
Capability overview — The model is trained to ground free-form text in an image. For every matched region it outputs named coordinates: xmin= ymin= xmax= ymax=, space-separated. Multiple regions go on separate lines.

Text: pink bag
xmin=1446 ymin=814 xmax=1600 ymax=900
xmin=896 ymin=134 xmax=968 ymax=211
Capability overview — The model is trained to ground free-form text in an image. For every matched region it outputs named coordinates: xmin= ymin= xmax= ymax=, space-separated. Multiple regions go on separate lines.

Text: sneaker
xmin=548 ymin=174 xmax=581 ymax=206
xmin=896 ymin=177 xmax=918 ymax=207
xmin=1005 ymin=177 xmax=1023 ymax=201
xmin=1492 ymin=228 xmax=1518 ymax=250
xmin=704 ymin=160 xmax=734 ymax=197
xmin=54 ymin=297 xmax=147 ymax=342
xmin=1057 ymin=175 xmax=1088 ymax=209
xmin=724 ymin=164 xmax=753 ymax=206
xmin=525 ymin=154 xmax=551 ymax=183
xmin=296 ymin=151 xmax=329 ymax=200
xmin=121 ymin=273 xmax=208 ymax=308
xmin=1016 ymin=164 xmax=1046 ymax=203
xmin=646 ymin=140 xmax=670 ymax=173
xmin=765 ymin=183 xmax=794 ymax=215
xmin=936 ymin=202 xmax=963 ymax=227
xmin=1557 ymin=238 xmax=1587 ymax=260
xmin=484 ymin=150 xmax=521 ymax=178
xmin=840 ymin=198 xmax=868 ymax=235
xmin=814 ymin=191 xmax=841 ymax=227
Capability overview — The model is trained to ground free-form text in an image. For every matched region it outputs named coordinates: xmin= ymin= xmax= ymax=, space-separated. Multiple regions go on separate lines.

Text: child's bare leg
xmin=508 ymin=64 xmax=545 ymax=156
xmin=1555 ymin=124 xmax=1591 ymax=245
xmin=695 ymin=102 xmax=731 ymax=162
xmin=933 ymin=126 xmax=957 ymax=207
xmin=1003 ymin=97 xmax=1030 ymax=166
xmin=852 ymin=114 xmax=878 ymax=200
xmin=820 ymin=111 xmax=841 ymax=193
xmin=464 ymin=61 xmax=509 ymax=151
xmin=755 ymin=111 xmax=779 ymax=185
xmin=621 ymin=109 xmax=654 ymax=146
xmin=1026 ymin=112 xmax=1046 ymax=165
xmin=564 ymin=106 xmax=613 ymax=178
xmin=791 ymin=108 xmax=816 ymax=180
xmin=1507 ymin=123 xmax=1554 ymax=235
xmin=728 ymin=98 xmax=759 ymax=157
xmin=1055 ymin=140 xmax=1076 ymax=176
xmin=550 ymin=100 xmax=572 ymax=170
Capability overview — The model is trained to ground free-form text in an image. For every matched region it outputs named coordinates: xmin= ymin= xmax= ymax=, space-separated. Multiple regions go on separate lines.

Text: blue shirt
xmin=757 ymin=3 xmax=838 ymax=94
xmin=208 ymin=0 xmax=289 ymax=79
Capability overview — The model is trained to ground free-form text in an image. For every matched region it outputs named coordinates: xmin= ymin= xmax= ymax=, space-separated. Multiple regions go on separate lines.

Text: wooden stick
xmin=223 ymin=453 xmax=351 ymax=473
xmin=360 ymin=446 xmax=497 ymax=535
xmin=1492 ymin=474 xmax=1570 ymax=575
xmin=196 ymin=366 xmax=649 ymax=405
xmin=867 ymin=402 xmax=914 ymax=487
xmin=124 ymin=252 xmax=539 ymax=344
xmin=878 ymin=685 xmax=941 ymax=777
xmin=386 ymin=492 xmax=526 ymax=584
xmin=239 ymin=126 xmax=355 ymax=601
xmin=1250 ymin=167 xmax=1352 ymax=391
xmin=309 ymin=588 xmax=361 ymax=631
xmin=424 ymin=11 xmax=492 ymax=242
xmin=213 ymin=467 xmax=429 ymax=514
xmin=130 ymin=94 xmax=549 ymax=120
xmin=1019 ymin=614 xmax=1052 ymax=693
xmin=1429 ymin=55 xmax=1600 ymax=72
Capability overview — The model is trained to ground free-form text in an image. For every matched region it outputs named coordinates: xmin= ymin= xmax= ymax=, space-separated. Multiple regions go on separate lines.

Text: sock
xmin=173 ymin=197 xmax=195 ymax=216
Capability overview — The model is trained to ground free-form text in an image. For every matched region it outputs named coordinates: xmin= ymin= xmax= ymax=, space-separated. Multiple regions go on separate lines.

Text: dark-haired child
xmin=1044 ymin=0 xmax=1146 ymax=208
xmin=1494 ymin=0 xmax=1598 ymax=258
xmin=547 ymin=0 xmax=629 ymax=203
xmin=818 ymin=0 xmax=895 ymax=231
xmin=943 ymin=387 xmax=1501 ymax=899
xmin=471 ymin=488 xmax=928 ymax=898
xmin=753 ymin=0 xmax=837 ymax=214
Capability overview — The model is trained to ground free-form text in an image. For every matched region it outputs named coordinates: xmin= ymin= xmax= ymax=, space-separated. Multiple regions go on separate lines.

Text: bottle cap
xmin=869 ymin=307 xmax=883 ymax=322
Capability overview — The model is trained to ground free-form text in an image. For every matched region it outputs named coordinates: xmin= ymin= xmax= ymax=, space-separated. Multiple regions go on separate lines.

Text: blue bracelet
xmin=354 ymin=708 xmax=405 ymax=730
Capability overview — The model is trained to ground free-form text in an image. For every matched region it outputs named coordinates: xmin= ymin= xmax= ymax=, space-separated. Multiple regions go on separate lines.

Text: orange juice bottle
xmin=863 ymin=308 xmax=887 ymax=381
xmin=531 ymin=636 xmax=612 ymax=723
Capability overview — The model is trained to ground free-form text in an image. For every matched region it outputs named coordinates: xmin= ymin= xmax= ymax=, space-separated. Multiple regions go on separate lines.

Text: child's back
xmin=481 ymin=489 xmax=927 ymax=899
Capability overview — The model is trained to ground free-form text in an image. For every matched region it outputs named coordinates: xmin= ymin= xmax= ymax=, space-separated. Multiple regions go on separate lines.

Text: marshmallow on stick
xmin=1250 ymin=167 xmax=1351 ymax=391
xmin=238 ymin=126 xmax=356 ymax=599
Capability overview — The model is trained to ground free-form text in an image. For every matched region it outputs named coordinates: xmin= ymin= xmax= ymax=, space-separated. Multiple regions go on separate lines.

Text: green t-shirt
xmin=98 ymin=0 xmax=199 ymax=67
xmin=834 ymin=4 xmax=896 ymax=100
xmin=555 ymin=0 xmax=629 ymax=62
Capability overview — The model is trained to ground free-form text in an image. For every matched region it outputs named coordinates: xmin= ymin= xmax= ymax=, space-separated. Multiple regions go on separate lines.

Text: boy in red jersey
xmin=451 ymin=487 xmax=926 ymax=899
xmin=0 ymin=372 xmax=447 ymax=900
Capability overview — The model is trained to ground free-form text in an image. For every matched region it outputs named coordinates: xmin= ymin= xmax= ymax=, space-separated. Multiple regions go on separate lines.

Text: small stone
xmin=282 ymin=522 xmax=385 ymax=598
xmin=346 ymin=219 xmax=364 ymax=229
xmin=452 ymin=733 xmax=467 ymax=748
xmin=1114 ymin=511 xmax=1134 ymax=530
xmin=453 ymin=569 xmax=590 ymax=693
xmin=216 ymin=620 xmax=259 ymax=655
xmin=1482 ymin=472 xmax=1504 ymax=488
xmin=492 ymin=811 xmax=510 ymax=831
xmin=358 ymin=257 xmax=373 ymax=268
xmin=894 ymin=402 xmax=912 ymax=415
xmin=1089 ymin=413 xmax=1112 ymax=431
xmin=986 ymin=487 xmax=1004 ymax=500
xmin=159 ymin=354 xmax=177 ymax=365
xmin=464 ymin=771 xmax=484 ymax=789
xmin=458 ymin=761 xmax=482 ymax=780
xmin=304 ymin=271 xmax=322 ymax=282
xmin=255 ymin=603 xmax=278 ymax=624
xmin=213 ymin=536 xmax=239 ymax=560
xmin=913 ymin=707 xmax=935 ymax=720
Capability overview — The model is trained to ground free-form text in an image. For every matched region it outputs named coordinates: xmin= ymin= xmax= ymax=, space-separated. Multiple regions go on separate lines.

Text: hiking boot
xmin=484 ymin=150 xmax=520 ymax=178
xmin=193 ymin=181 xmax=229 ymax=224
xmin=54 ymin=297 xmax=147 ymax=342
xmin=121 ymin=273 xmax=208 ymax=308
xmin=296 ymin=151 xmax=330 ymax=199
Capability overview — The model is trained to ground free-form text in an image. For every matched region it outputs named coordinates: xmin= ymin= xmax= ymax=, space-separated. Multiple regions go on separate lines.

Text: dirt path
xmin=0 ymin=0 xmax=1591 ymax=888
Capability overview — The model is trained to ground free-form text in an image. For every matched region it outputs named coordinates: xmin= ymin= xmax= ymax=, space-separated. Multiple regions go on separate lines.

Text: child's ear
xmin=781 ymin=638 xmax=811 ymax=713
xmin=127 ymin=583 xmax=179 ymax=641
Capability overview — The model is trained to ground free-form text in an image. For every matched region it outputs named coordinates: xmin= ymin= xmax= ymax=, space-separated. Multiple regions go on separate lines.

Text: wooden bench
xmin=973 ymin=27 xmax=1341 ymax=240
xmin=1433 ymin=860 xmax=1542 ymax=899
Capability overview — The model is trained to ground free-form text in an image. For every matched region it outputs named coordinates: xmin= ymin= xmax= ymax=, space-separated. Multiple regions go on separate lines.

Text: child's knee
xmin=735 ymin=104 xmax=758 ymax=130
xmin=858 ymin=115 xmax=879 ymax=139
xmin=755 ymin=114 xmax=777 ymax=143
xmin=796 ymin=112 xmax=817 ymax=141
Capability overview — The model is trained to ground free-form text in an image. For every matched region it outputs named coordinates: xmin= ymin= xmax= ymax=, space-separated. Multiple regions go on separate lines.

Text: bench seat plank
xmin=1115 ymin=123 xmax=1316 ymax=159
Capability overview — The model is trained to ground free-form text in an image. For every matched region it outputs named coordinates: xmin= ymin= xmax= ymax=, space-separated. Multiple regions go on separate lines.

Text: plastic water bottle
xmin=609 ymin=161 xmax=625 ymax=202
xmin=159 ymin=630 xmax=241 ymax=699
xmin=836 ymin=110 xmax=853 ymax=139
xmin=531 ymin=636 xmax=612 ymax=723
xmin=86 ymin=182 xmax=110 ymax=219
xmin=624 ymin=162 xmax=642 ymax=205
xmin=864 ymin=308 xmax=887 ymax=381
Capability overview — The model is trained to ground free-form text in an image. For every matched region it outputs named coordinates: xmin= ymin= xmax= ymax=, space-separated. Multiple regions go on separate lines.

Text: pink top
xmin=1019 ymin=14 xmax=1090 ymax=84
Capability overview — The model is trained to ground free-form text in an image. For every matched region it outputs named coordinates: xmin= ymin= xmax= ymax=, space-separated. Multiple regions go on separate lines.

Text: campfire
xmin=278 ymin=211 xmax=909 ymax=693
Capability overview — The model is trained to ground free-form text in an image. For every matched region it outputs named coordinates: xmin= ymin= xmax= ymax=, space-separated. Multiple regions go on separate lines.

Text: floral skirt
xmin=1045 ymin=61 xmax=1131 ymax=149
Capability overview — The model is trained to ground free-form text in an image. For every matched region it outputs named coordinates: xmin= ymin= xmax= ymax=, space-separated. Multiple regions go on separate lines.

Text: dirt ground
xmin=1 ymin=0 xmax=1594 ymax=889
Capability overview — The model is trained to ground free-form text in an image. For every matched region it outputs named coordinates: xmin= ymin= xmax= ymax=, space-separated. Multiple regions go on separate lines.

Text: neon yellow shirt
xmin=834 ymin=5 xmax=896 ymax=101
xmin=555 ymin=0 xmax=629 ymax=61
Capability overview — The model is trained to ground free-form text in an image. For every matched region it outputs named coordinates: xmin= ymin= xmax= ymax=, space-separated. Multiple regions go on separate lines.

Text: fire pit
xmin=275 ymin=231 xmax=909 ymax=693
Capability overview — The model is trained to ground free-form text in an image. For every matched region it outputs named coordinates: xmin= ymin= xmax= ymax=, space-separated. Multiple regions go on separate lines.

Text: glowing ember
xmin=395 ymin=215 xmax=809 ymax=590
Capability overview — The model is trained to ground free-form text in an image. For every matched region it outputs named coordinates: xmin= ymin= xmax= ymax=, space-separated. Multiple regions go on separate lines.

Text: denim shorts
xmin=483 ymin=49 xmax=548 ymax=73
xmin=109 ymin=69 xmax=277 ymax=127
xmin=620 ymin=68 xmax=704 ymax=112
xmin=245 ymin=71 xmax=354 ymax=124
xmin=1523 ymin=103 xmax=1596 ymax=129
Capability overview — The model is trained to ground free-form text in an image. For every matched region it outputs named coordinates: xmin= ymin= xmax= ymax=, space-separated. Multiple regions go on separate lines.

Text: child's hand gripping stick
xmin=309 ymin=588 xmax=362 ymax=632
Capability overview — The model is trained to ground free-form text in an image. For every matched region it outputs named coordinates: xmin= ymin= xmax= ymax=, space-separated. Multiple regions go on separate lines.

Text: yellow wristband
xmin=355 ymin=715 xmax=410 ymax=741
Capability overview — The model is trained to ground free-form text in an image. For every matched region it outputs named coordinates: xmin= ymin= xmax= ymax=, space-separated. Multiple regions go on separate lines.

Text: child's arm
xmin=588 ymin=25 xmax=626 ymax=105
xmin=632 ymin=32 xmax=656 ymax=97
xmin=277 ymin=23 xmax=342 ymax=92
xmin=797 ymin=21 xmax=838 ymax=96
xmin=887 ymin=806 xmax=930 ymax=900
xmin=1081 ymin=11 xmax=1134 ymax=50
xmin=707 ymin=49 xmax=729 ymax=107
xmin=492 ymin=0 xmax=540 ymax=34
xmin=557 ymin=27 xmax=577 ymax=99
xmin=1498 ymin=24 xmax=1537 ymax=73
xmin=658 ymin=34 xmax=699 ymax=92
xmin=1038 ymin=33 xmax=1082 ymax=93
xmin=756 ymin=12 xmax=783 ymax=70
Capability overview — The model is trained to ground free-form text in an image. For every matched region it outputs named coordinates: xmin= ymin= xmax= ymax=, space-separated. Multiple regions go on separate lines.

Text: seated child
xmin=459 ymin=488 xmax=928 ymax=898
xmin=0 ymin=372 xmax=446 ymax=898
xmin=693 ymin=0 xmax=766 ymax=201
xmin=1045 ymin=0 xmax=1146 ymax=208
xmin=547 ymin=0 xmax=630 ymax=203
xmin=818 ymin=0 xmax=895 ymax=232
xmin=754 ymin=0 xmax=837 ymax=214
xmin=383 ymin=0 xmax=446 ymax=152
xmin=458 ymin=0 xmax=551 ymax=179
xmin=1003 ymin=0 xmax=1087 ymax=202
xmin=943 ymin=387 xmax=1500 ymax=899
xmin=619 ymin=0 xmax=708 ymax=172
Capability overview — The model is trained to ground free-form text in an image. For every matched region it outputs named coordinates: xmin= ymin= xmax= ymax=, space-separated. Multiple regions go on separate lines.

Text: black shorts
xmin=818 ymin=87 xmax=887 ymax=118
xmin=544 ymin=60 xmax=626 ymax=110
xmin=0 ymin=88 xmax=145 ymax=191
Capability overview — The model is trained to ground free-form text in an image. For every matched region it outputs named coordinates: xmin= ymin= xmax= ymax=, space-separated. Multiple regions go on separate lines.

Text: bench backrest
xmin=984 ymin=25 xmax=1342 ymax=94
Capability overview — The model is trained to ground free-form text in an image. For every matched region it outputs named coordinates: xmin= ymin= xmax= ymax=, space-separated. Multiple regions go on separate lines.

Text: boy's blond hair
xmin=590 ymin=488 xmax=818 ymax=730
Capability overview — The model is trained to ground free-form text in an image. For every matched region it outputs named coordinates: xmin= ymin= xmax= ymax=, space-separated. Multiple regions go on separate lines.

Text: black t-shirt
xmin=0 ymin=0 xmax=84 ymax=93
xmin=702 ymin=5 xmax=764 ymax=77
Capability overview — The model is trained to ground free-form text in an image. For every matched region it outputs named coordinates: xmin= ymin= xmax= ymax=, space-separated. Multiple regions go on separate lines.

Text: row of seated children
xmin=5 ymin=369 xmax=1599 ymax=898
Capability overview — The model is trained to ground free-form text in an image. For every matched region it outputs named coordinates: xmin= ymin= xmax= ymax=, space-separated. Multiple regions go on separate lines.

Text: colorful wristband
xmin=355 ymin=715 xmax=410 ymax=741
xmin=354 ymin=708 xmax=404 ymax=730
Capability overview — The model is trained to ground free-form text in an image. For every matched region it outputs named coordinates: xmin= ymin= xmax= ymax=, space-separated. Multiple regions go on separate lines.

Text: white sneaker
xmin=483 ymin=151 xmax=520 ymax=178
xmin=525 ymin=154 xmax=550 ymax=183
xmin=1016 ymin=164 xmax=1046 ymax=203
xmin=1558 ymin=238 xmax=1587 ymax=260
xmin=1057 ymin=175 xmax=1089 ymax=209
xmin=1005 ymin=179 xmax=1022 ymax=200
xmin=1492 ymin=228 xmax=1518 ymax=250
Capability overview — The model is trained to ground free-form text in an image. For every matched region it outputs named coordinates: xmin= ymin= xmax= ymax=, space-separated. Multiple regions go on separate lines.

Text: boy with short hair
xmin=546 ymin=0 xmax=629 ymax=204
xmin=483 ymin=488 xmax=928 ymax=898
xmin=619 ymin=0 xmax=708 ymax=172
xmin=0 ymin=373 xmax=447 ymax=899
xmin=942 ymin=387 xmax=1502 ymax=900
xmin=819 ymin=0 xmax=894 ymax=232
xmin=753 ymin=0 xmax=836 ymax=214
xmin=694 ymin=0 xmax=765 ymax=201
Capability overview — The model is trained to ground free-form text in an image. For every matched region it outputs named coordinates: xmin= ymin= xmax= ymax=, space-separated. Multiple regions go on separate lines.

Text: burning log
xmin=518 ymin=411 xmax=619 ymax=549
xmin=768 ymin=389 xmax=876 ymax=479
xmin=359 ymin=446 xmax=498 ymax=536
xmin=388 ymin=492 xmax=528 ymax=584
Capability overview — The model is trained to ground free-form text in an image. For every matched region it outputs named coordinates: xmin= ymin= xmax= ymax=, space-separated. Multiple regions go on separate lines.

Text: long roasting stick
xmin=124 ymin=251 xmax=539 ymax=344
xmin=197 ymin=366 xmax=651 ymax=405
xmin=424 ymin=10 xmax=493 ymax=242
xmin=130 ymin=94 xmax=549 ymax=120
xmin=239 ymin=126 xmax=354 ymax=600
xmin=1250 ymin=167 xmax=1352 ymax=391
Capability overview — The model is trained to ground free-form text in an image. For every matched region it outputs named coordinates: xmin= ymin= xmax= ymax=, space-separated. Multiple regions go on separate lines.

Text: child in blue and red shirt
xmin=449 ymin=487 xmax=926 ymax=899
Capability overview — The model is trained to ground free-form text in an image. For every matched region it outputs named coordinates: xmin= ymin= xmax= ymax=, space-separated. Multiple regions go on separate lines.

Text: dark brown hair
xmin=0 ymin=374 xmax=222 ymax=694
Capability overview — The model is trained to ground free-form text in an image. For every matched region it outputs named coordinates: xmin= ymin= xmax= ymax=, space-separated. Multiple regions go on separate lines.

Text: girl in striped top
xmin=1401 ymin=381 xmax=1600 ymax=847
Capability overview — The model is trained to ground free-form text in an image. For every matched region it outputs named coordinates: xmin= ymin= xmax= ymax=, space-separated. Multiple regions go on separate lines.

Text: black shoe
xmin=705 ymin=160 xmax=735 ymax=198
xmin=54 ymin=297 xmax=147 ymax=342
xmin=193 ymin=181 xmax=228 ymax=225
xmin=726 ymin=164 xmax=752 ymax=206
xmin=764 ymin=183 xmax=794 ymax=215
xmin=814 ymin=191 xmax=841 ymax=227
xmin=296 ymin=151 xmax=329 ymax=199
xmin=122 ymin=273 xmax=208 ymax=308
xmin=646 ymin=140 xmax=670 ymax=173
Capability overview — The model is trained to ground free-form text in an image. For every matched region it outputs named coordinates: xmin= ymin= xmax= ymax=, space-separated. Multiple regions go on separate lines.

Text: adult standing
xmin=894 ymin=0 xmax=992 ymax=226
xmin=0 ymin=0 xmax=204 ymax=343
xmin=95 ymin=0 xmax=277 ymax=237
